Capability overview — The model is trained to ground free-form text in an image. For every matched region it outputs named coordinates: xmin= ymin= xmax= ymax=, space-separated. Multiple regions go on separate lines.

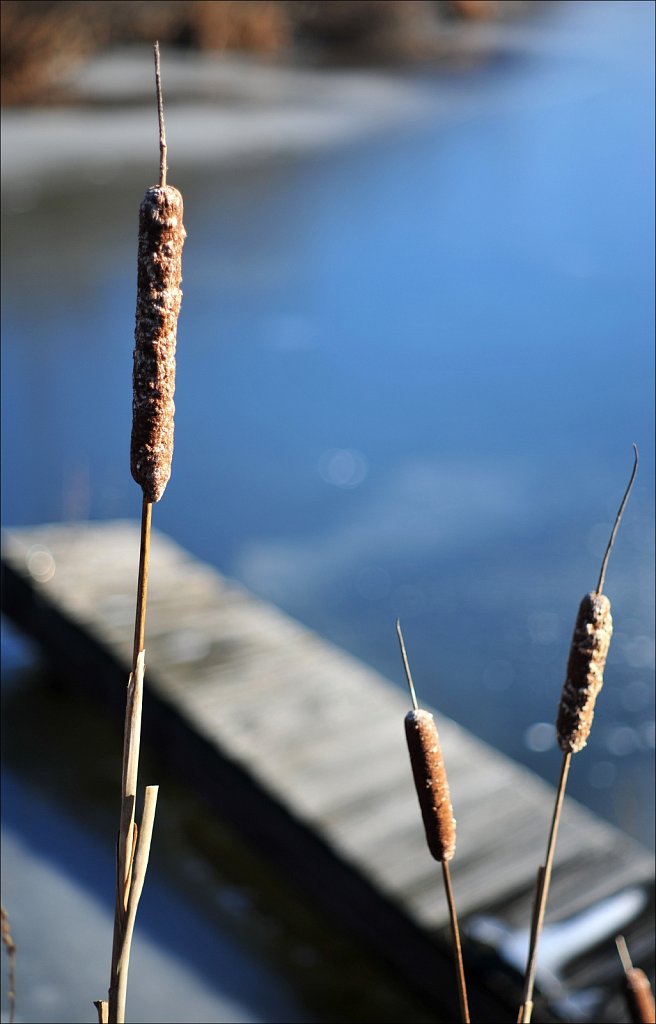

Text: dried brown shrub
xmin=0 ymin=0 xmax=106 ymax=105
xmin=189 ymin=1 xmax=290 ymax=54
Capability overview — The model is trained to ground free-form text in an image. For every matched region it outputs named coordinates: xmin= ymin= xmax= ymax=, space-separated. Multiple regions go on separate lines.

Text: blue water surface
xmin=2 ymin=0 xmax=654 ymax=852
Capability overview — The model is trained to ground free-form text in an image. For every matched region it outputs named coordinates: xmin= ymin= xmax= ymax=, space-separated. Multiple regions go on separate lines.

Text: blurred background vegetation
xmin=1 ymin=0 xmax=536 ymax=105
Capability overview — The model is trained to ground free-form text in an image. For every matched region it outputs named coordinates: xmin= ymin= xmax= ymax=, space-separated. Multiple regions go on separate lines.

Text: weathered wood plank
xmin=2 ymin=521 xmax=653 ymax=1022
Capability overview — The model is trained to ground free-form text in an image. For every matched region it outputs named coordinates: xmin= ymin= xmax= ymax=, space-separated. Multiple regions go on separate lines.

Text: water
xmin=1 ymin=0 xmax=653 ymax=869
xmin=1 ymin=629 xmax=436 ymax=1024
xmin=1 ymin=780 xmax=311 ymax=1024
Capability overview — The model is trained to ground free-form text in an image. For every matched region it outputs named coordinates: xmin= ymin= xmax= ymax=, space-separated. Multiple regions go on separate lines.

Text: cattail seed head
xmin=405 ymin=708 xmax=456 ymax=862
xmin=556 ymin=592 xmax=613 ymax=754
xmin=623 ymin=967 xmax=656 ymax=1024
xmin=130 ymin=184 xmax=185 ymax=503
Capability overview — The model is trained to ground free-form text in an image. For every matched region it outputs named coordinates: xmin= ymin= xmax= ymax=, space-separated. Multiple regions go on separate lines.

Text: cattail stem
xmin=442 ymin=861 xmax=470 ymax=1024
xmin=108 ymin=652 xmax=147 ymax=1021
xmin=111 ymin=786 xmax=159 ymax=1024
xmin=516 ymin=867 xmax=546 ymax=1023
xmin=132 ymin=498 xmax=152 ymax=666
xmin=1 ymin=905 xmax=16 ymax=1024
xmin=518 ymin=752 xmax=571 ymax=1022
xmin=107 ymin=500 xmax=154 ymax=1021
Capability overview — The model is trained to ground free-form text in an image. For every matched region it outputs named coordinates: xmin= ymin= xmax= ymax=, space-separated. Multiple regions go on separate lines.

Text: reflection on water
xmin=1 ymin=0 xmax=654 ymax=858
xmin=0 ymin=640 xmax=435 ymax=1023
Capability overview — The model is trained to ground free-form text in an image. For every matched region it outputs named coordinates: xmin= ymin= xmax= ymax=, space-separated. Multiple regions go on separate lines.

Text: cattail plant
xmin=517 ymin=446 xmax=639 ymax=1024
xmin=396 ymin=620 xmax=469 ymax=1023
xmin=616 ymin=935 xmax=656 ymax=1024
xmin=95 ymin=43 xmax=185 ymax=1024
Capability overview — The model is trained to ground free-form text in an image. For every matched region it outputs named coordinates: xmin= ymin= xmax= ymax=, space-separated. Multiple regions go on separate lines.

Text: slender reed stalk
xmin=517 ymin=756 xmax=570 ymax=1023
xmin=1 ymin=905 xmax=16 ymax=1024
xmin=441 ymin=861 xmax=469 ymax=1023
xmin=96 ymin=42 xmax=185 ymax=1024
xmin=517 ymin=446 xmax=639 ymax=1023
xmin=616 ymin=935 xmax=656 ymax=1024
xmin=396 ymin=620 xmax=470 ymax=1023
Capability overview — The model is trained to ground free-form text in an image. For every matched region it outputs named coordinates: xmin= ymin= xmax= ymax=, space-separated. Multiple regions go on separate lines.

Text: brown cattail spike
xmin=556 ymin=592 xmax=613 ymax=753
xmin=130 ymin=185 xmax=185 ymax=502
xmin=396 ymin=620 xmax=469 ymax=1021
xmin=556 ymin=446 xmax=638 ymax=753
xmin=624 ymin=971 xmax=656 ymax=1024
xmin=405 ymin=709 xmax=456 ymax=862
xmin=130 ymin=45 xmax=185 ymax=504
xmin=616 ymin=936 xmax=656 ymax=1024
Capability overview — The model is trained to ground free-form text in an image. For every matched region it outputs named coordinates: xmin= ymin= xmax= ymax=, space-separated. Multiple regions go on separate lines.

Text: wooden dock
xmin=2 ymin=521 xmax=653 ymax=1022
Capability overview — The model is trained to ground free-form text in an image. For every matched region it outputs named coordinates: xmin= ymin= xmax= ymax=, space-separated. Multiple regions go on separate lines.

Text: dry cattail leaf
xmin=130 ymin=183 xmax=185 ymax=503
xmin=405 ymin=708 xmax=456 ymax=862
xmin=556 ymin=592 xmax=613 ymax=753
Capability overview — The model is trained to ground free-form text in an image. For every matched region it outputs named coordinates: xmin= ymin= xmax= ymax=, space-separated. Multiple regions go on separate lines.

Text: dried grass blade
xmin=112 ymin=786 xmax=159 ymax=1024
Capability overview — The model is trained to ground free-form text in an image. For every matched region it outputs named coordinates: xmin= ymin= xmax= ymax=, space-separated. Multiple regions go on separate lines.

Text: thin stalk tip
xmin=616 ymin=934 xmax=634 ymax=973
xmin=153 ymin=41 xmax=167 ymax=187
xmin=596 ymin=444 xmax=638 ymax=595
xmin=396 ymin=619 xmax=419 ymax=710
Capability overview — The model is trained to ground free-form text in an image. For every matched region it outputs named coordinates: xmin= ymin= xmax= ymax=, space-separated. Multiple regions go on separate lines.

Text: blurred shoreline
xmin=1 ymin=0 xmax=539 ymax=104
xmin=1 ymin=49 xmax=438 ymax=200
xmin=1 ymin=1 xmax=550 ymax=200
